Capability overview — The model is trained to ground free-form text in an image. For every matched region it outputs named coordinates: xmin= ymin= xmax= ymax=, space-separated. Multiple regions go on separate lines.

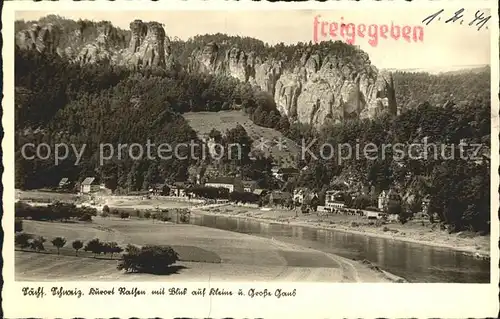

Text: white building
xmin=325 ymin=189 xmax=345 ymax=210
xmin=326 ymin=201 xmax=345 ymax=210
xmin=205 ymin=177 xmax=242 ymax=193
xmin=80 ymin=177 xmax=99 ymax=194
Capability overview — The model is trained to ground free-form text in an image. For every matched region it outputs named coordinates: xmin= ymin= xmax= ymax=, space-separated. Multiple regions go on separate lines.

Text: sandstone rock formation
xmin=75 ymin=21 xmax=127 ymax=64
xmin=15 ymin=18 xmax=396 ymax=127
xmin=124 ymin=20 xmax=172 ymax=68
xmin=16 ymin=19 xmax=176 ymax=70
xmin=16 ymin=23 xmax=61 ymax=55
xmin=190 ymin=43 xmax=397 ymax=127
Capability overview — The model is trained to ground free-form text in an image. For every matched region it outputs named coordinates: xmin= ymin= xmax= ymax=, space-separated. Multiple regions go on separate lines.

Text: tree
xmin=51 ymin=237 xmax=67 ymax=255
xmin=104 ymin=242 xmax=123 ymax=258
xmin=144 ymin=211 xmax=151 ymax=219
xmin=72 ymin=240 xmax=84 ymax=256
xmin=117 ymin=244 xmax=179 ymax=274
xmin=102 ymin=205 xmax=110 ymax=217
xmin=30 ymin=236 xmax=46 ymax=252
xmin=15 ymin=233 xmax=31 ymax=249
xmin=84 ymin=238 xmax=104 ymax=258
xmin=15 ymin=218 xmax=23 ymax=232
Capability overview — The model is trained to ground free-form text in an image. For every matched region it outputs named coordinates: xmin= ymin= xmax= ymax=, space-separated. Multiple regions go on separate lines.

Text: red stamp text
xmin=313 ymin=15 xmax=424 ymax=47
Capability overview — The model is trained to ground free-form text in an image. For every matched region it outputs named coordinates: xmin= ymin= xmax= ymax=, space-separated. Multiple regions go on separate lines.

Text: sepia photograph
xmin=2 ymin=1 xmax=499 ymax=317
xmin=10 ymin=7 xmax=494 ymax=285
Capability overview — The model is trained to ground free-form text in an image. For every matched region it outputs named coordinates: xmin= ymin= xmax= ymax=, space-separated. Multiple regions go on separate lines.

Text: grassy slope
xmin=183 ymin=111 xmax=300 ymax=167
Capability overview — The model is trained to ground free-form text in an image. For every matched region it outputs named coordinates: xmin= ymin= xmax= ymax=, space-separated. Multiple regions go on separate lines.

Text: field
xmin=16 ymin=218 xmax=390 ymax=282
xmin=16 ymin=190 xmax=79 ymax=203
xmin=183 ymin=111 xmax=299 ymax=167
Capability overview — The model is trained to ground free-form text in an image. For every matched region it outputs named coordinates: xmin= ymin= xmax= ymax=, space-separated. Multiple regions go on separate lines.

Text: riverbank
xmin=192 ymin=204 xmax=491 ymax=260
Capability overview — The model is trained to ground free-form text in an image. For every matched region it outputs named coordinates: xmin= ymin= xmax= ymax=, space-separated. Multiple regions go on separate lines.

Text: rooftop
xmin=81 ymin=177 xmax=96 ymax=185
xmin=205 ymin=176 xmax=238 ymax=185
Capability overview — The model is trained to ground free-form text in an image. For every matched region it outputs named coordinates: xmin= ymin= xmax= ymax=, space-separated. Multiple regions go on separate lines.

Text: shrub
xmin=160 ymin=215 xmax=171 ymax=222
xmin=15 ymin=219 xmax=23 ymax=232
xmin=179 ymin=209 xmax=190 ymax=223
xmin=144 ymin=211 xmax=151 ymax=219
xmin=120 ymin=211 xmax=130 ymax=219
xmin=102 ymin=205 xmax=110 ymax=214
xmin=15 ymin=232 xmax=32 ymax=249
xmin=117 ymin=244 xmax=179 ymax=274
xmin=383 ymin=226 xmax=390 ymax=232
xmin=79 ymin=213 xmax=93 ymax=221
xmin=375 ymin=220 xmax=386 ymax=227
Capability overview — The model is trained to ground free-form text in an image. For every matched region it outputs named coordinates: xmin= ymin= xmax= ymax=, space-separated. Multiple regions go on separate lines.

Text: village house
xmin=378 ymin=189 xmax=402 ymax=212
xmin=271 ymin=166 xmax=280 ymax=178
xmin=169 ymin=182 xmax=188 ymax=197
xmin=293 ymin=188 xmax=307 ymax=204
xmin=205 ymin=177 xmax=243 ymax=193
xmin=80 ymin=177 xmax=100 ymax=194
xmin=252 ymin=188 xmax=268 ymax=198
xmin=58 ymin=177 xmax=71 ymax=190
xmin=149 ymin=183 xmax=170 ymax=196
xmin=325 ymin=189 xmax=345 ymax=210
xmin=365 ymin=210 xmax=384 ymax=220
xmin=377 ymin=190 xmax=387 ymax=211
xmin=421 ymin=195 xmax=431 ymax=215
xmin=277 ymin=167 xmax=300 ymax=181
xmin=242 ymin=180 xmax=258 ymax=193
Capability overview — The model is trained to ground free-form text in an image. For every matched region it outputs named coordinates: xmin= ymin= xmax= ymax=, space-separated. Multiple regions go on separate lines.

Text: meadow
xmin=15 ymin=217 xmax=389 ymax=282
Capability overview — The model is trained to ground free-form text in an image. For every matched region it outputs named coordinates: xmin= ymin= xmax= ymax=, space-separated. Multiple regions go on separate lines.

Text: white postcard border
xmin=2 ymin=0 xmax=499 ymax=318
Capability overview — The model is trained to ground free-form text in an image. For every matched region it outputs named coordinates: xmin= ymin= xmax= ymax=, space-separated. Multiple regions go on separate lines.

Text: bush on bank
xmin=15 ymin=201 xmax=97 ymax=222
xmin=117 ymin=244 xmax=180 ymax=274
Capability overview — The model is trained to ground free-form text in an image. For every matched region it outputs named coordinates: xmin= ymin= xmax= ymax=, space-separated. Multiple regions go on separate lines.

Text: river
xmin=190 ymin=213 xmax=490 ymax=283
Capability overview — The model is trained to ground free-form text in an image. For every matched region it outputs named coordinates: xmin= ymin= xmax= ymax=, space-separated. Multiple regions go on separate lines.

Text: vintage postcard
xmin=2 ymin=0 xmax=499 ymax=317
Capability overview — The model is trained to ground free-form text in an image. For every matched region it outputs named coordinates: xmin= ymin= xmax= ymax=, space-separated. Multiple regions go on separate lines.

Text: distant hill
xmin=383 ymin=65 xmax=490 ymax=75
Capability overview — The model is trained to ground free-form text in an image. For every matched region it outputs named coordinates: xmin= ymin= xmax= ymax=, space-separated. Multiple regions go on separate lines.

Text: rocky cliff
xmin=16 ymin=19 xmax=175 ymax=70
xmin=15 ymin=18 xmax=396 ymax=127
xmin=189 ymin=43 xmax=397 ymax=127
xmin=17 ymin=23 xmax=63 ymax=55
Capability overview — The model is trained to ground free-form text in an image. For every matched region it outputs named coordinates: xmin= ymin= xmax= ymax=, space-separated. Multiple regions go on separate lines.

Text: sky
xmin=16 ymin=9 xmax=492 ymax=70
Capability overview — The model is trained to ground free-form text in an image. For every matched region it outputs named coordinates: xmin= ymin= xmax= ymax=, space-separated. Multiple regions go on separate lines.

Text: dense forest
xmin=14 ymin=18 xmax=491 ymax=232
xmin=392 ymin=68 xmax=490 ymax=113
xmin=15 ymin=49 xmax=279 ymax=190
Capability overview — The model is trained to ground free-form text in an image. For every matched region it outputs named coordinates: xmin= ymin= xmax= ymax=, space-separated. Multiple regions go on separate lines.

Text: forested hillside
xmin=392 ymin=68 xmax=490 ymax=112
xmin=15 ymin=49 xmax=280 ymax=190
xmin=14 ymin=18 xmax=491 ymax=233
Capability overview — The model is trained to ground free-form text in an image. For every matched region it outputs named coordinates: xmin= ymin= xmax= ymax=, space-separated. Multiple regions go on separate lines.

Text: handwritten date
xmin=422 ymin=9 xmax=490 ymax=31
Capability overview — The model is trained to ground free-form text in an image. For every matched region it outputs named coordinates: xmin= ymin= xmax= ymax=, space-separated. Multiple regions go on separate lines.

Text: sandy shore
xmin=192 ymin=204 xmax=491 ymax=259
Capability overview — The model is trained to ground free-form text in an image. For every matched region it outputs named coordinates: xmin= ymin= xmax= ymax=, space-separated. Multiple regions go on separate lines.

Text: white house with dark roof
xmin=205 ymin=177 xmax=243 ymax=193
xmin=80 ymin=177 xmax=99 ymax=194
xmin=242 ymin=180 xmax=258 ymax=193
